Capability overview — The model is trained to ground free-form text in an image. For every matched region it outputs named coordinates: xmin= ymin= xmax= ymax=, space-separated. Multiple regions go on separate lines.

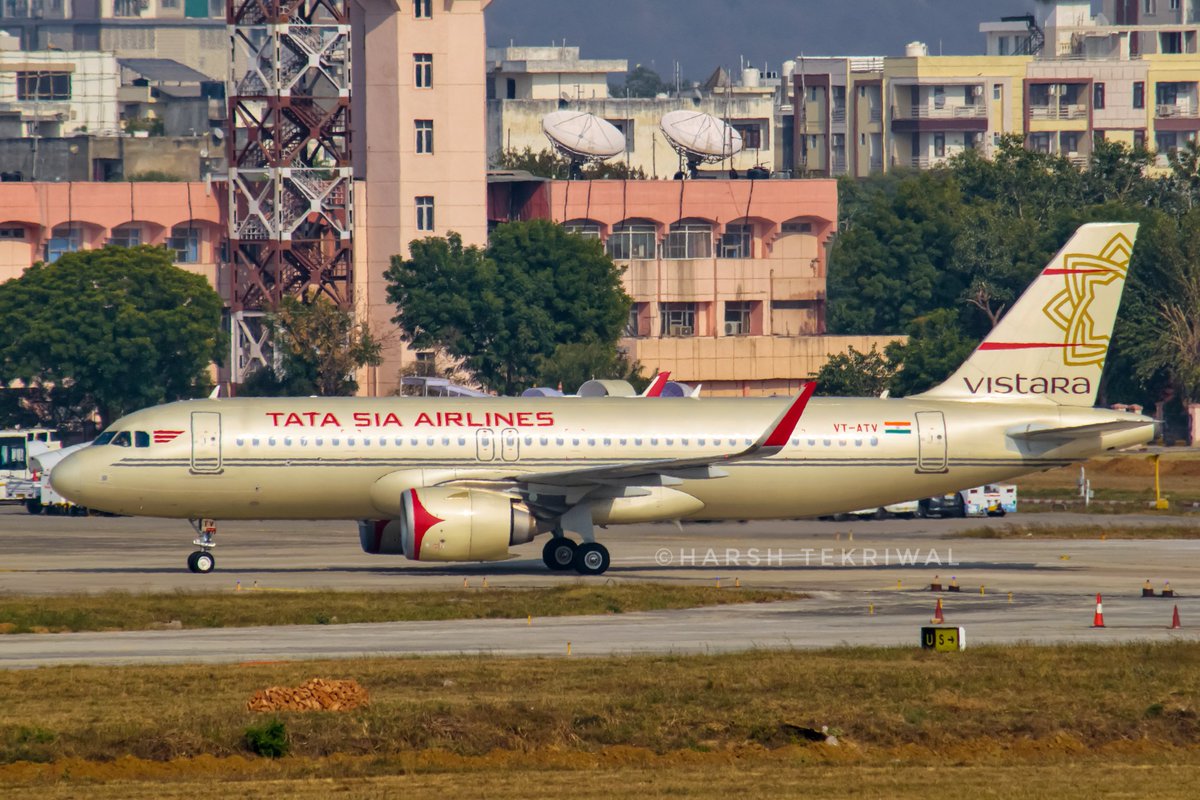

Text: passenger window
xmin=112 ymin=431 xmax=132 ymax=447
xmin=348 ymin=438 xmax=356 ymax=446
xmin=252 ymin=437 xmax=260 ymax=447
xmin=635 ymin=437 xmax=643 ymax=446
xmin=300 ymin=437 xmax=308 ymax=446
xmin=603 ymin=438 xmax=611 ymax=446
xmin=395 ymin=437 xmax=404 ymax=446
xmin=236 ymin=437 xmax=245 ymax=447
xmin=525 ymin=436 xmax=533 ymax=446
xmin=284 ymin=437 xmax=293 ymax=446
xmin=790 ymin=438 xmax=798 ymax=447
xmin=458 ymin=436 xmax=466 ymax=446
xmin=94 ymin=432 xmax=116 ymax=445
xmin=587 ymin=438 xmax=595 ymax=447
xmin=556 ymin=437 xmax=564 ymax=445
xmin=426 ymin=437 xmax=434 ymax=446
xmin=650 ymin=437 xmax=659 ymax=446
xmin=361 ymin=437 xmax=369 ymax=447
xmin=333 ymin=437 xmax=341 ymax=446
xmin=268 ymin=437 xmax=277 ymax=446
xmin=619 ymin=438 xmax=628 ymax=446
xmin=316 ymin=438 xmax=324 ymax=446
xmin=665 ymin=438 xmax=674 ymax=445
xmin=381 ymin=437 xmax=389 ymax=446
xmin=442 ymin=437 xmax=449 ymax=446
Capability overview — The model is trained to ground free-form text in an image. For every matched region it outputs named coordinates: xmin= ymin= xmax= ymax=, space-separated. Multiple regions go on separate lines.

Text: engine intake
xmin=358 ymin=487 xmax=539 ymax=562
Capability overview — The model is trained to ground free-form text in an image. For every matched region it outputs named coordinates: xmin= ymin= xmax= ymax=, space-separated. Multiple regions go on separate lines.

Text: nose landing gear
xmin=187 ymin=518 xmax=217 ymax=574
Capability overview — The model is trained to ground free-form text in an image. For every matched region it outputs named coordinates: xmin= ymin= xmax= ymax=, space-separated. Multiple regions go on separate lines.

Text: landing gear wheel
xmin=542 ymin=537 xmax=577 ymax=571
xmin=187 ymin=550 xmax=215 ymax=574
xmin=573 ymin=542 xmax=610 ymax=576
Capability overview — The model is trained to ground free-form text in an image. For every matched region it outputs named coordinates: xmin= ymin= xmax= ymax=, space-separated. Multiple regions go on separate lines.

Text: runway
xmin=1 ymin=507 xmax=1198 ymax=667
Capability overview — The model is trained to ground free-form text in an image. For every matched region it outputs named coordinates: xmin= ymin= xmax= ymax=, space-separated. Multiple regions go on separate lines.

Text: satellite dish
xmin=542 ymin=111 xmax=626 ymax=161
xmin=660 ymin=110 xmax=743 ymax=161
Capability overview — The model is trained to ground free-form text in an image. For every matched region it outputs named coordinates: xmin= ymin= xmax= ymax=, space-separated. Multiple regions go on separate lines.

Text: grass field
xmin=1015 ymin=453 xmax=1200 ymax=509
xmin=1 ymin=643 xmax=1198 ymax=797
xmin=951 ymin=523 xmax=1200 ymax=539
xmin=0 ymin=584 xmax=796 ymax=635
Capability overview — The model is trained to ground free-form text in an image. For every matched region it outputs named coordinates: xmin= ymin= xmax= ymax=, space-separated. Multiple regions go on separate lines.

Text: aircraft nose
xmin=49 ymin=451 xmax=87 ymax=504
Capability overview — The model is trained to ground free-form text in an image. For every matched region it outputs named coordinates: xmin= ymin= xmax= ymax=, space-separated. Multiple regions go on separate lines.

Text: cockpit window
xmin=134 ymin=431 xmax=150 ymax=448
xmin=94 ymin=432 xmax=116 ymax=446
xmin=111 ymin=431 xmax=132 ymax=447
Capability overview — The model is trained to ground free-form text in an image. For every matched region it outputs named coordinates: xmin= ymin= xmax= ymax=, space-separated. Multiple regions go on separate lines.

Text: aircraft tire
xmin=188 ymin=550 xmax=215 ymax=574
xmin=573 ymin=543 xmax=610 ymax=576
xmin=186 ymin=551 xmax=199 ymax=573
xmin=542 ymin=537 xmax=577 ymax=571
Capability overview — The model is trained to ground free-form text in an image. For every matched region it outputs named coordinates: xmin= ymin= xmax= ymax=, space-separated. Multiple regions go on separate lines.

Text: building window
xmin=1061 ymin=131 xmax=1080 ymax=155
xmin=107 ymin=225 xmax=141 ymax=248
xmin=606 ymin=220 xmax=656 ymax=260
xmin=934 ymin=132 xmax=946 ymax=158
xmin=416 ymin=196 xmax=435 ymax=231
xmin=1134 ymin=129 xmax=1146 ymax=149
xmin=168 ymin=225 xmax=200 ymax=262
xmin=113 ymin=0 xmax=143 ymax=15
xmin=0 ymin=227 xmax=25 ymax=239
xmin=414 ymin=0 xmax=432 ymax=18
xmin=1093 ymin=83 xmax=1105 ymax=110
xmin=720 ymin=223 xmax=753 ymax=258
xmin=1133 ymin=81 xmax=1145 ymax=109
xmin=724 ymin=301 xmax=753 ymax=336
xmin=1162 ymin=32 xmax=1183 ymax=53
xmin=993 ymin=83 xmax=1002 ymax=100
xmin=998 ymin=36 xmax=1009 ymax=55
xmin=414 ymin=54 xmax=433 ymax=89
xmin=660 ymin=303 xmax=696 ymax=337
xmin=663 ymin=220 xmax=713 ymax=259
xmin=780 ymin=220 xmax=813 ymax=234
xmin=16 ymin=71 xmax=70 ymax=101
xmin=563 ymin=219 xmax=601 ymax=239
xmin=506 ymin=78 xmax=517 ymax=99
xmin=604 ymin=118 xmax=635 ymax=152
xmin=732 ymin=122 xmax=764 ymax=150
xmin=625 ymin=303 xmax=646 ymax=337
xmin=46 ymin=224 xmax=82 ymax=263
xmin=1171 ymin=0 xmax=1180 ymax=9
xmin=1144 ymin=0 xmax=1156 ymax=13
xmin=415 ymin=119 xmax=433 ymax=154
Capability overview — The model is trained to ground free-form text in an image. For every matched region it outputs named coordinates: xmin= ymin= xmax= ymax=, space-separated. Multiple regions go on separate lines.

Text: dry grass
xmin=1 ymin=643 xmax=1198 ymax=767
xmin=0 ymin=584 xmax=796 ymax=635
xmin=951 ymin=523 xmax=1200 ymax=540
xmin=1015 ymin=454 xmax=1200 ymax=506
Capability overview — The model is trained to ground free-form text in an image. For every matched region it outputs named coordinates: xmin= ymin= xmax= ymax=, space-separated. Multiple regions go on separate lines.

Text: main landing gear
xmin=541 ymin=537 xmax=611 ymax=576
xmin=187 ymin=518 xmax=217 ymax=574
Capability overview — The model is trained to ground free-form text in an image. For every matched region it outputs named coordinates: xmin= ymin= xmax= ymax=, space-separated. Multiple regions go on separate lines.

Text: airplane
xmin=50 ymin=222 xmax=1154 ymax=576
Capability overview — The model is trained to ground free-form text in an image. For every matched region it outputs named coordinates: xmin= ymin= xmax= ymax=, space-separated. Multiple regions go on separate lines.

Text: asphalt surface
xmin=1 ymin=507 xmax=1198 ymax=666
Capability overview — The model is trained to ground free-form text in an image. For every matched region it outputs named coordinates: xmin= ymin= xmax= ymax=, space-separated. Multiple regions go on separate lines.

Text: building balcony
xmin=1029 ymin=104 xmax=1088 ymax=120
xmin=1157 ymin=103 xmax=1200 ymax=119
xmin=897 ymin=155 xmax=951 ymax=169
xmin=831 ymin=155 xmax=847 ymax=174
xmin=620 ymin=257 xmax=825 ymax=303
xmin=831 ymin=107 xmax=846 ymax=124
xmin=892 ymin=104 xmax=986 ymax=121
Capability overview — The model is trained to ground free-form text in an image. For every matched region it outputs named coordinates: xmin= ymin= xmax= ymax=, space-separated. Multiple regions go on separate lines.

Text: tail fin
xmin=915 ymin=222 xmax=1137 ymax=407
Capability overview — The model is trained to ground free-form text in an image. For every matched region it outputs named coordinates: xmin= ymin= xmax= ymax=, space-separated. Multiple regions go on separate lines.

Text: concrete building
xmin=488 ymin=45 xmax=783 ymax=177
xmin=0 ymin=0 xmax=225 ymax=79
xmin=488 ymin=175 xmax=895 ymax=396
xmin=0 ymin=43 xmax=119 ymax=139
xmin=351 ymin=0 xmax=493 ymax=397
xmin=0 ymin=180 xmax=222 ymax=287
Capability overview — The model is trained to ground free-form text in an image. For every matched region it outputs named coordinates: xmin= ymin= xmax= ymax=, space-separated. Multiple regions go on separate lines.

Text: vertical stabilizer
xmin=915 ymin=222 xmax=1137 ymax=407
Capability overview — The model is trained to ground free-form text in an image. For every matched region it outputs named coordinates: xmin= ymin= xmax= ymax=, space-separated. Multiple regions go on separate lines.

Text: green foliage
xmin=537 ymin=338 xmax=647 ymax=394
xmin=886 ymin=309 xmax=978 ymax=397
xmin=126 ymin=170 xmax=184 ymax=182
xmin=609 ymin=65 xmax=670 ymax=98
xmin=827 ymin=134 xmax=1200 ymax=412
xmin=124 ymin=116 xmax=164 ymax=136
xmin=244 ymin=719 xmax=289 ymax=758
xmin=0 ymin=245 xmax=224 ymax=431
xmin=813 ymin=345 xmax=897 ymax=397
xmin=386 ymin=221 xmax=633 ymax=396
xmin=238 ymin=296 xmax=381 ymax=397
xmin=491 ymin=146 xmax=645 ymax=180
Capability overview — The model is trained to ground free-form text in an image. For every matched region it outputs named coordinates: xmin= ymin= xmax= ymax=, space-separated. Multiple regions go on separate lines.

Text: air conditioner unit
xmin=724 ymin=322 xmax=746 ymax=335
xmin=668 ymin=325 xmax=694 ymax=337
xmin=973 ymin=85 xmax=983 ymax=96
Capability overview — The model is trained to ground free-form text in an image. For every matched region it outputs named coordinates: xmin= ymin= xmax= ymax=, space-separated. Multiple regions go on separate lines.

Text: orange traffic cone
xmin=1092 ymin=593 xmax=1105 ymax=628
xmin=932 ymin=597 xmax=945 ymax=624
xmin=1171 ymin=605 xmax=1182 ymax=630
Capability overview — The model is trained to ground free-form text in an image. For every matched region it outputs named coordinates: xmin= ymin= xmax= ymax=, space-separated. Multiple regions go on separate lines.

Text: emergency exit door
xmin=190 ymin=411 xmax=222 ymax=473
xmin=915 ymin=411 xmax=947 ymax=473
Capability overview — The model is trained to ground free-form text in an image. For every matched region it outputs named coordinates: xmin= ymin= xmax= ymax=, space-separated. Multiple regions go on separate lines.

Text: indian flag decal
xmin=884 ymin=421 xmax=911 ymax=435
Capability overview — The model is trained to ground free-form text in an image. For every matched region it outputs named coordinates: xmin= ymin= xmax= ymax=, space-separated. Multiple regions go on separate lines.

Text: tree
xmin=812 ymin=345 xmax=897 ymax=397
xmin=386 ymin=221 xmax=632 ymax=396
xmin=609 ymin=65 xmax=669 ymax=98
xmin=491 ymin=147 xmax=646 ymax=180
xmin=0 ymin=245 xmax=224 ymax=431
xmin=238 ymin=295 xmax=381 ymax=397
xmin=885 ymin=309 xmax=978 ymax=398
xmin=537 ymin=337 xmax=647 ymax=394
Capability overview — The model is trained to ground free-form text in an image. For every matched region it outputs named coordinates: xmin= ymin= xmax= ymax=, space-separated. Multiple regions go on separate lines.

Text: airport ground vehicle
xmin=0 ymin=428 xmax=61 ymax=504
xmin=918 ymin=484 xmax=1017 ymax=518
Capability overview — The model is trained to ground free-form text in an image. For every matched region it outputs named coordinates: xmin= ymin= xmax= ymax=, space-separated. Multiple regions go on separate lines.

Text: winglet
xmin=760 ymin=381 xmax=817 ymax=449
xmin=642 ymin=371 xmax=671 ymax=397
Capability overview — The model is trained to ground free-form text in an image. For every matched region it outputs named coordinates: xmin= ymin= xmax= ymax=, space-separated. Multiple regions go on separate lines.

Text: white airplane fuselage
xmin=51 ymin=395 xmax=1153 ymax=521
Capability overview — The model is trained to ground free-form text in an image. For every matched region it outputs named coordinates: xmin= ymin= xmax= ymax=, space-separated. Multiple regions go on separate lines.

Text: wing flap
xmin=1008 ymin=419 xmax=1153 ymax=441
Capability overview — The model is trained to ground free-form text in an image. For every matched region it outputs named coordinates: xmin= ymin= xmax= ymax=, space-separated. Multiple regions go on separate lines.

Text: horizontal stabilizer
xmin=1007 ymin=419 xmax=1154 ymax=442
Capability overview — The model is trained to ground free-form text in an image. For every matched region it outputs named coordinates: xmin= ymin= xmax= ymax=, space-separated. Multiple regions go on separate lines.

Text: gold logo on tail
xmin=1042 ymin=232 xmax=1132 ymax=367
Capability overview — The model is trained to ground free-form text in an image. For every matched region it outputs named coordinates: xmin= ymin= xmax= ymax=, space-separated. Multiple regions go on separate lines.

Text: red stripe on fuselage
xmin=977 ymin=342 xmax=1090 ymax=350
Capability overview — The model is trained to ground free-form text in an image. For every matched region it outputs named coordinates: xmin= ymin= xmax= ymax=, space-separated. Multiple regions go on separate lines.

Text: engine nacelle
xmin=358 ymin=488 xmax=539 ymax=562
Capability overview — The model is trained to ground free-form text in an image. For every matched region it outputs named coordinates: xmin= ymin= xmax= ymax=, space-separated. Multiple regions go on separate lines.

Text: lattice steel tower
xmin=226 ymin=0 xmax=354 ymax=380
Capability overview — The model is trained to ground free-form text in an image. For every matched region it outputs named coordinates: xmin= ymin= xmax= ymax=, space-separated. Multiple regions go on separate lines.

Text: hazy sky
xmin=486 ymin=0 xmax=1048 ymax=80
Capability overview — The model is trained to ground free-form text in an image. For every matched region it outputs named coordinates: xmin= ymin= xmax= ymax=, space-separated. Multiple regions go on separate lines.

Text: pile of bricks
xmin=247 ymin=678 xmax=369 ymax=713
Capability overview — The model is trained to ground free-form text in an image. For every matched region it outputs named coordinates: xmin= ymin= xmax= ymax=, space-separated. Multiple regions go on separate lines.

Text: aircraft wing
xmin=1007 ymin=419 xmax=1154 ymax=442
xmin=506 ymin=382 xmax=815 ymax=489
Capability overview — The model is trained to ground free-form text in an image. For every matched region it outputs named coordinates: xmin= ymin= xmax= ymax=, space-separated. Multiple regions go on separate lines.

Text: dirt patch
xmin=247 ymin=678 xmax=368 ymax=713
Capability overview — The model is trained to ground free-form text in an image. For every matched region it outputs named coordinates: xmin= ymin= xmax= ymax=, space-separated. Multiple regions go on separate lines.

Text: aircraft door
xmin=915 ymin=411 xmax=947 ymax=473
xmin=190 ymin=411 xmax=222 ymax=473
xmin=476 ymin=428 xmax=496 ymax=462
xmin=500 ymin=427 xmax=520 ymax=462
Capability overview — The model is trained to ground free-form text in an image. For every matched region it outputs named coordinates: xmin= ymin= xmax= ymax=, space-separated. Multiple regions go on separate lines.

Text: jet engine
xmin=358 ymin=487 xmax=540 ymax=562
